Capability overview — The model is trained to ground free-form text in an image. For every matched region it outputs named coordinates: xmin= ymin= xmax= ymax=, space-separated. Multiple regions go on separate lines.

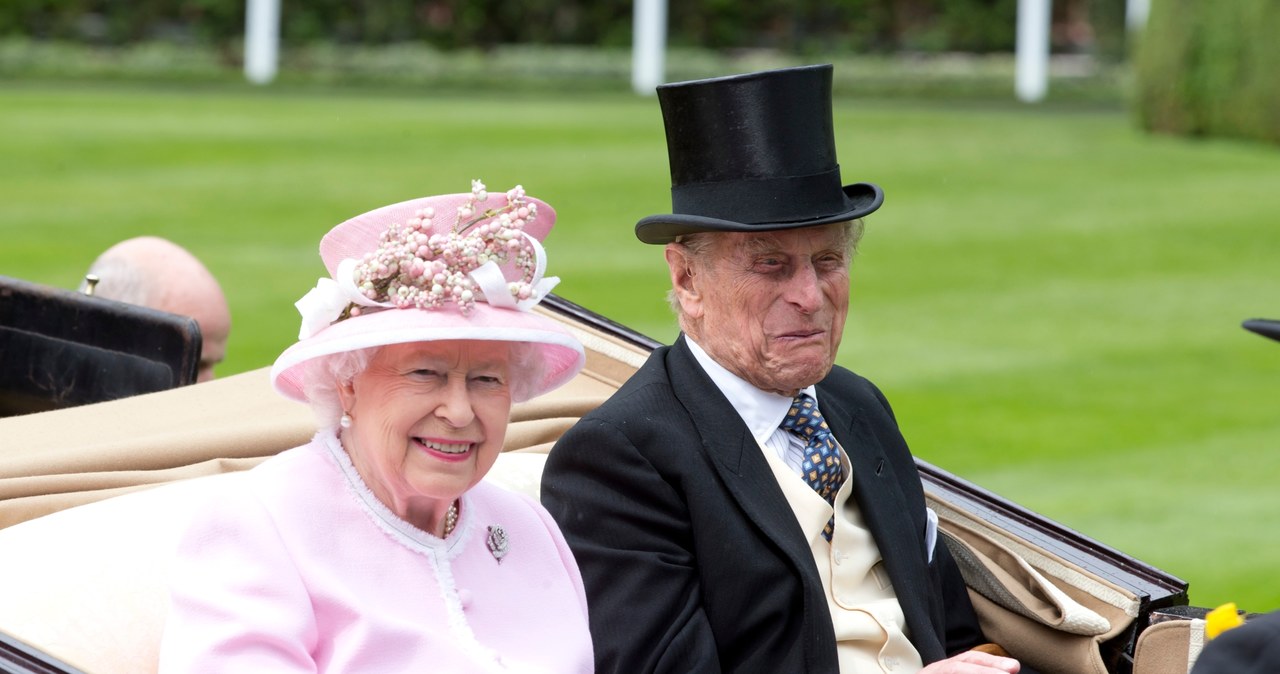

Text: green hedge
xmin=0 ymin=0 xmax=1119 ymax=56
xmin=1134 ymin=0 xmax=1280 ymax=144
xmin=0 ymin=38 xmax=1128 ymax=104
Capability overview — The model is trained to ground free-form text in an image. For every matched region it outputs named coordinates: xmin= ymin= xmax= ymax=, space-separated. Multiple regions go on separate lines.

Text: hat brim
xmin=270 ymin=305 xmax=586 ymax=404
xmin=634 ymin=182 xmax=883 ymax=245
xmin=1243 ymin=318 xmax=1280 ymax=343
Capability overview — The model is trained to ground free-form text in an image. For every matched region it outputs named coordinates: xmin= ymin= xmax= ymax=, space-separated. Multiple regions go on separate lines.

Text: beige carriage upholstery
xmin=0 ymin=307 xmax=1187 ymax=674
xmin=929 ymin=499 xmax=1142 ymax=674
xmin=1132 ymin=619 xmax=1203 ymax=674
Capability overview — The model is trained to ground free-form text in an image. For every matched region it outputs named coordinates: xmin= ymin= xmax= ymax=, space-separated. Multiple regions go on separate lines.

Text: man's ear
xmin=665 ymin=243 xmax=704 ymax=320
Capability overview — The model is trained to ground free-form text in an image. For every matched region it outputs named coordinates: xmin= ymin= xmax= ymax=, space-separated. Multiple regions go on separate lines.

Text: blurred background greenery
xmin=2 ymin=0 xmax=1279 ymax=618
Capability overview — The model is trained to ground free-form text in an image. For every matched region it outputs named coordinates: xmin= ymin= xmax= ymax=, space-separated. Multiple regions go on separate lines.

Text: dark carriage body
xmin=0 ymin=275 xmax=200 ymax=418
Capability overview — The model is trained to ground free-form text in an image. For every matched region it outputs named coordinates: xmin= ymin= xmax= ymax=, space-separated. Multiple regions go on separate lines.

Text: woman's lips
xmin=415 ymin=438 xmax=474 ymax=461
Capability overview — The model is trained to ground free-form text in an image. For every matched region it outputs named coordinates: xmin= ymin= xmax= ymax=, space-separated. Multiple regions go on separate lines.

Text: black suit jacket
xmin=541 ymin=336 xmax=985 ymax=673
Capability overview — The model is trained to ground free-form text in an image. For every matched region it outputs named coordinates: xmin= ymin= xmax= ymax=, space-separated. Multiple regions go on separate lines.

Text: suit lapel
xmin=819 ymin=384 xmax=941 ymax=659
xmin=666 ymin=338 xmax=818 ymax=575
xmin=663 ymin=340 xmax=940 ymax=663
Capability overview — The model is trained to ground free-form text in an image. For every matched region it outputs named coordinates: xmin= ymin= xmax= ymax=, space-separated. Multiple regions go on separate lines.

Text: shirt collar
xmin=684 ymin=336 xmax=818 ymax=445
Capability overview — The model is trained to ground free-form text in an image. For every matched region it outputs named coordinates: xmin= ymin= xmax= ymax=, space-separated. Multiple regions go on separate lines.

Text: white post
xmin=244 ymin=0 xmax=281 ymax=85
xmin=1126 ymin=0 xmax=1150 ymax=32
xmin=1015 ymin=0 xmax=1051 ymax=103
xmin=632 ymin=0 xmax=667 ymax=96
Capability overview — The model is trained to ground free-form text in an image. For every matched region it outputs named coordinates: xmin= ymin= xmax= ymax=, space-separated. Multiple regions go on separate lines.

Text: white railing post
xmin=1126 ymin=0 xmax=1150 ymax=32
xmin=244 ymin=0 xmax=281 ymax=85
xmin=632 ymin=0 xmax=667 ymax=95
xmin=1015 ymin=0 xmax=1052 ymax=103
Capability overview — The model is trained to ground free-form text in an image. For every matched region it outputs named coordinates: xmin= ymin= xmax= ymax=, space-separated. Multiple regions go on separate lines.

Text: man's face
xmin=670 ymin=223 xmax=851 ymax=395
xmin=191 ymin=304 xmax=230 ymax=383
xmin=162 ymin=280 xmax=230 ymax=383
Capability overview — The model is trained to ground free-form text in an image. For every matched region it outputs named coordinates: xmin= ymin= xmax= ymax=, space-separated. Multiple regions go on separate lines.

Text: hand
xmin=919 ymin=649 xmax=1021 ymax=673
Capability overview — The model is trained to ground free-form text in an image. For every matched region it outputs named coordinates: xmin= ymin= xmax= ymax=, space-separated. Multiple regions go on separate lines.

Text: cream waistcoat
xmin=760 ymin=442 xmax=925 ymax=673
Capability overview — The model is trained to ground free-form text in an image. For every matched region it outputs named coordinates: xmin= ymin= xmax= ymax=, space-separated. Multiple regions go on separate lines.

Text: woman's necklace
xmin=442 ymin=500 xmax=459 ymax=538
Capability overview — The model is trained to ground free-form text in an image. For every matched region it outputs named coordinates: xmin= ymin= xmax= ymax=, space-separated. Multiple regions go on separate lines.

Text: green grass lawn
xmin=2 ymin=81 xmax=1279 ymax=614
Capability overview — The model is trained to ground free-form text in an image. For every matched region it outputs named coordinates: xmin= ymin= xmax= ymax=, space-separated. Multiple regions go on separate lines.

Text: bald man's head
xmin=86 ymin=236 xmax=231 ymax=382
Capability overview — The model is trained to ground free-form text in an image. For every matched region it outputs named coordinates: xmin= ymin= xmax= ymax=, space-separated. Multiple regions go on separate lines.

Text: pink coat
xmin=159 ymin=432 xmax=593 ymax=673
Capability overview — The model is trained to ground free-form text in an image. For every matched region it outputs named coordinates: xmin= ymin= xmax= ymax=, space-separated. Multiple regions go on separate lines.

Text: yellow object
xmin=1205 ymin=602 xmax=1245 ymax=640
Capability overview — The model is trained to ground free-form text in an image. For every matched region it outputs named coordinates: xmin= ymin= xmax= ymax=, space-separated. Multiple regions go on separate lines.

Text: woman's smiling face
xmin=338 ymin=339 xmax=512 ymax=531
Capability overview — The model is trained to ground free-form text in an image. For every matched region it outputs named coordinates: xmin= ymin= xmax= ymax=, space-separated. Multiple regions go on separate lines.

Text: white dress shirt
xmin=684 ymin=337 xmax=816 ymax=475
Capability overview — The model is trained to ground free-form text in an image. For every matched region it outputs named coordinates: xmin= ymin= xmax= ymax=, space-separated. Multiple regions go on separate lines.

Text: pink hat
xmin=271 ymin=182 xmax=585 ymax=403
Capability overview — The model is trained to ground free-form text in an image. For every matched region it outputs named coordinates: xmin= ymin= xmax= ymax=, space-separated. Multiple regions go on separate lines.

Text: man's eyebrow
xmin=741 ymin=236 xmax=784 ymax=256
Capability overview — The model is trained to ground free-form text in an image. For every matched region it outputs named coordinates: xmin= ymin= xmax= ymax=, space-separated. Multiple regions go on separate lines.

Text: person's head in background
xmin=84 ymin=236 xmax=231 ymax=382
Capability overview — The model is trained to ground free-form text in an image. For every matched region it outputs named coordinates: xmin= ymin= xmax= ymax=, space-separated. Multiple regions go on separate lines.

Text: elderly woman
xmin=158 ymin=182 xmax=592 ymax=672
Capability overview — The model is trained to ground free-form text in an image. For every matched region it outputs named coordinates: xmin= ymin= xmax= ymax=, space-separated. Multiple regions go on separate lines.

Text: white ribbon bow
xmin=467 ymin=231 xmax=559 ymax=311
xmin=294 ymin=258 xmax=391 ymax=339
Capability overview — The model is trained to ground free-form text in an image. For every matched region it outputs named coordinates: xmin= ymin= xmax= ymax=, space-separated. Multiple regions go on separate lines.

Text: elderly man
xmin=542 ymin=65 xmax=1025 ymax=673
xmin=84 ymin=236 xmax=231 ymax=382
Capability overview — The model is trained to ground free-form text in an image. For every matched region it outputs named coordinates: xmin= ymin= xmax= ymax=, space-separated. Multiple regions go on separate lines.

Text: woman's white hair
xmin=300 ymin=340 xmax=545 ymax=429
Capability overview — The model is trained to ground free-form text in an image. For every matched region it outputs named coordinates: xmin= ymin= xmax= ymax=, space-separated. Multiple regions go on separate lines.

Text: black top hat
xmin=1243 ymin=318 xmax=1280 ymax=343
xmin=635 ymin=64 xmax=884 ymax=245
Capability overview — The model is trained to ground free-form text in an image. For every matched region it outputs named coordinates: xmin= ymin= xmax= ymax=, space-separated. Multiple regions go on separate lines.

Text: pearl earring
xmin=339 ymin=413 xmax=352 ymax=429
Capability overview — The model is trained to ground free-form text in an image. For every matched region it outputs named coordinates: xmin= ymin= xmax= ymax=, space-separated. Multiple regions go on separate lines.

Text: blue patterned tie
xmin=780 ymin=393 xmax=844 ymax=541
